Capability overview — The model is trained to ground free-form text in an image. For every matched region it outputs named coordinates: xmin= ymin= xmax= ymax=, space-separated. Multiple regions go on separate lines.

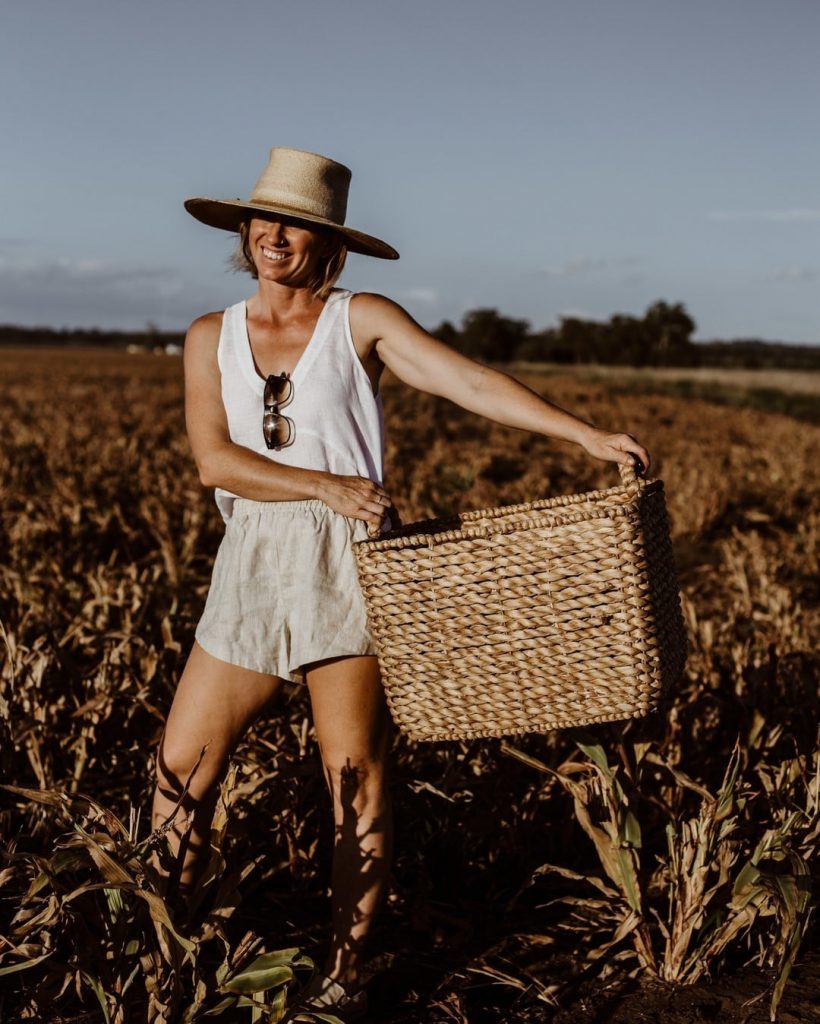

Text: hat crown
xmin=250 ymin=148 xmax=351 ymax=225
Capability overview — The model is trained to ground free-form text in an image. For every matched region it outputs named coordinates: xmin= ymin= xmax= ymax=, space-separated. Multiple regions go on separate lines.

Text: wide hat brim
xmin=184 ymin=197 xmax=399 ymax=260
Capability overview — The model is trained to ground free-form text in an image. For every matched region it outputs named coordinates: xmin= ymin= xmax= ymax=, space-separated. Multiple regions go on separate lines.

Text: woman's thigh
xmin=158 ymin=641 xmax=286 ymax=784
xmin=305 ymin=655 xmax=391 ymax=772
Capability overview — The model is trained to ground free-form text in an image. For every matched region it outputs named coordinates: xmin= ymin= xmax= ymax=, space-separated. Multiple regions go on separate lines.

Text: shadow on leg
xmin=149 ymin=641 xmax=285 ymax=911
xmin=305 ymin=654 xmax=394 ymax=992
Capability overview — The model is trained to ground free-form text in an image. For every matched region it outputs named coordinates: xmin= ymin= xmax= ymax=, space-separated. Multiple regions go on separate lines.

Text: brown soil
xmin=361 ymin=948 xmax=820 ymax=1023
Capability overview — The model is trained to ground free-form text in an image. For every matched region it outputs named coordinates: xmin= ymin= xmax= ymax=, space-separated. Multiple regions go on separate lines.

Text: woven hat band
xmin=250 ymin=148 xmax=350 ymax=224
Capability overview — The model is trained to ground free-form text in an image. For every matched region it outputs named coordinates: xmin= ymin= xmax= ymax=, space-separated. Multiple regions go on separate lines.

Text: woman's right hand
xmin=317 ymin=473 xmax=392 ymax=529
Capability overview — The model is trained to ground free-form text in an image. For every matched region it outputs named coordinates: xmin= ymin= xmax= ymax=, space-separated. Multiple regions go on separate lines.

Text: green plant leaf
xmin=120 ymin=962 xmax=141 ymax=996
xmin=221 ymin=960 xmax=294 ymax=995
xmin=714 ymin=744 xmax=742 ymax=822
xmin=268 ymin=986 xmax=288 ymax=1024
xmin=200 ymin=995 xmax=238 ymax=1017
xmin=770 ymin=913 xmax=810 ymax=1021
xmin=733 ymin=861 xmax=761 ymax=897
xmin=80 ymin=971 xmax=111 ymax=1024
xmin=0 ymin=950 xmax=54 ymax=976
xmin=623 ymin=810 xmax=642 ymax=849
xmin=615 ymin=848 xmax=642 ymax=914
xmin=26 ymin=848 xmax=89 ymax=897
xmin=576 ymin=742 xmax=614 ymax=779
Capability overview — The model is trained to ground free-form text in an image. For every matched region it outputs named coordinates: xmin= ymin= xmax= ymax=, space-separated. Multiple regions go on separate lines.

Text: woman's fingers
xmin=617 ymin=435 xmax=650 ymax=474
xmin=357 ymin=482 xmax=390 ymax=513
xmin=354 ymin=477 xmax=389 ymax=501
xmin=325 ymin=475 xmax=391 ymax=522
xmin=584 ymin=431 xmax=651 ymax=474
xmin=359 ymin=498 xmax=389 ymax=521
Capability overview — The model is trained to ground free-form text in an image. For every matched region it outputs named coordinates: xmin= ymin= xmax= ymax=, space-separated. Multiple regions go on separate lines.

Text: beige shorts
xmin=194 ymin=498 xmax=375 ymax=683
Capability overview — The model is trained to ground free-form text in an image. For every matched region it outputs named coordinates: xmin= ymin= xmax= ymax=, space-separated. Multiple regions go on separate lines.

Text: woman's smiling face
xmin=248 ymin=215 xmax=335 ymax=286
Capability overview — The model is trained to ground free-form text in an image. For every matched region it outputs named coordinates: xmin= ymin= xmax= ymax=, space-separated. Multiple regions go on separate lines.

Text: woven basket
xmin=353 ymin=463 xmax=687 ymax=742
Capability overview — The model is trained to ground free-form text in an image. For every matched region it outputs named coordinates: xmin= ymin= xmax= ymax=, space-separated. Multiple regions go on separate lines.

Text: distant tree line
xmin=432 ymin=301 xmax=820 ymax=370
xmin=0 ymin=322 xmax=185 ymax=349
xmin=2 ymin=301 xmax=818 ymax=369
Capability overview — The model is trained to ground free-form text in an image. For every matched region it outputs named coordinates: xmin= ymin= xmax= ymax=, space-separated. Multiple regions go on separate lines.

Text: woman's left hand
xmin=582 ymin=428 xmax=651 ymax=476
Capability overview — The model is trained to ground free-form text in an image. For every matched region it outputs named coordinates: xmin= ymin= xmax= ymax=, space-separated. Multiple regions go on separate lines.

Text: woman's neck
xmin=248 ymin=280 xmax=326 ymax=325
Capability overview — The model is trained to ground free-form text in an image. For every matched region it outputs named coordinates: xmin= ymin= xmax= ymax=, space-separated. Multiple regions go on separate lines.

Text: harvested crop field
xmin=1 ymin=347 xmax=818 ymax=1023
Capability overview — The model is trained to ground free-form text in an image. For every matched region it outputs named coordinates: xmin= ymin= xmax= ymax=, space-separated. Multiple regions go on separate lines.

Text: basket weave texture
xmin=353 ymin=463 xmax=687 ymax=742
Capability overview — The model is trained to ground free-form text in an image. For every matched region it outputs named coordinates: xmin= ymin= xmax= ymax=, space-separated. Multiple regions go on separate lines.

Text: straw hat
xmin=184 ymin=147 xmax=399 ymax=260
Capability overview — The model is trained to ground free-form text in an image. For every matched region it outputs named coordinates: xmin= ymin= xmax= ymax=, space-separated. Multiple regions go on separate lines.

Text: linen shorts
xmin=194 ymin=498 xmax=376 ymax=683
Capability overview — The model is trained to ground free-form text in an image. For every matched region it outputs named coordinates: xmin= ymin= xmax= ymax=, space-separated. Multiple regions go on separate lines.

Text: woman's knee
xmin=153 ymin=729 xmax=226 ymax=799
xmin=155 ymin=645 xmax=284 ymax=789
xmin=321 ymin=750 xmax=389 ymax=807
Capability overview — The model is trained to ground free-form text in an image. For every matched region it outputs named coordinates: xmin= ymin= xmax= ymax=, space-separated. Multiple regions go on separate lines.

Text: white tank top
xmin=214 ymin=288 xmax=386 ymax=522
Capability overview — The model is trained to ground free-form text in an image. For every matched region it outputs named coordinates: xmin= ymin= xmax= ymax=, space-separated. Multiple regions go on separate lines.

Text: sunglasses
xmin=263 ymin=372 xmax=295 ymax=450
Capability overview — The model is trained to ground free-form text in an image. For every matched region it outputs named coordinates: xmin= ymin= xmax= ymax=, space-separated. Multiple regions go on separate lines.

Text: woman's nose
xmin=264 ymin=221 xmax=288 ymax=246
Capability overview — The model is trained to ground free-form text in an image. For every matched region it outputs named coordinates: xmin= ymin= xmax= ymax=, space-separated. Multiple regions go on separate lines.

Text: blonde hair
xmin=230 ymin=219 xmax=348 ymax=300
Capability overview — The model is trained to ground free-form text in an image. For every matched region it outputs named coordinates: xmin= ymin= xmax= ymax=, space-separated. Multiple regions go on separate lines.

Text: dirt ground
xmin=359 ymin=945 xmax=820 ymax=1022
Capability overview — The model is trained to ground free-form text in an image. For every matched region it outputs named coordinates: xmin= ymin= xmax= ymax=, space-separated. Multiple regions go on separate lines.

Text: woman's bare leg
xmin=150 ymin=641 xmax=285 ymax=900
xmin=305 ymin=654 xmax=393 ymax=991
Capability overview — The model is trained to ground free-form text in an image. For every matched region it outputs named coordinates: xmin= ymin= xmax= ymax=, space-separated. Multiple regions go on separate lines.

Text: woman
xmin=151 ymin=147 xmax=649 ymax=1021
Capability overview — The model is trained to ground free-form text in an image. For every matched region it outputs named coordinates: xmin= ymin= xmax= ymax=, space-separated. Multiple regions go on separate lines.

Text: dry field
xmin=511 ymin=363 xmax=820 ymax=396
xmin=1 ymin=347 xmax=818 ymax=1023
xmin=510 ymin=362 xmax=820 ymax=425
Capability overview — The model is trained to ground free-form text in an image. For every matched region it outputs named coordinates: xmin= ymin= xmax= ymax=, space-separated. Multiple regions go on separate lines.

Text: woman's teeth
xmin=262 ymin=247 xmax=289 ymax=261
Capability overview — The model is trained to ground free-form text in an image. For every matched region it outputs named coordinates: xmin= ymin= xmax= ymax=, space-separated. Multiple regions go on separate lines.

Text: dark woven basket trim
xmin=356 ymin=503 xmax=648 ymax=555
xmin=361 ymin=474 xmax=661 ymax=545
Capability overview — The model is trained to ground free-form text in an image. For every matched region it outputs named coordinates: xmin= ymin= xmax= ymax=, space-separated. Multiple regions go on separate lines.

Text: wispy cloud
xmin=0 ymin=253 xmax=181 ymax=291
xmin=558 ymin=307 xmax=605 ymax=322
xmin=0 ymin=249 xmax=215 ymax=327
xmin=768 ymin=266 xmax=820 ymax=283
xmin=541 ymin=256 xmax=639 ymax=278
xmin=399 ymin=287 xmax=439 ymax=304
xmin=708 ymin=208 xmax=820 ymax=223
xmin=542 ymin=257 xmax=609 ymax=278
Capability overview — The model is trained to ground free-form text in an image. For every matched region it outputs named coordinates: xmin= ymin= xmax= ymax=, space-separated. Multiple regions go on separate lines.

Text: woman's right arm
xmin=184 ymin=314 xmax=390 ymax=526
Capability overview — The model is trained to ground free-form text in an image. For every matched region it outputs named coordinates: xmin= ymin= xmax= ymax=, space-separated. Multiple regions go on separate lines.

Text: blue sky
xmin=1 ymin=0 xmax=818 ymax=342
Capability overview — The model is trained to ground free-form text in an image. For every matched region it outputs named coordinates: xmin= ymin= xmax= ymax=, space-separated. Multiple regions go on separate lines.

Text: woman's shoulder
xmin=183 ymin=310 xmax=233 ymax=373
xmin=348 ymin=291 xmax=407 ymax=321
xmin=348 ymin=290 xmax=392 ymax=306
xmin=185 ymin=308 xmax=231 ymax=345
xmin=348 ymin=292 xmax=415 ymax=336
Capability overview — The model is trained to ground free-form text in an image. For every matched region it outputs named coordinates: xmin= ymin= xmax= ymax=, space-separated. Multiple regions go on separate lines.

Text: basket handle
xmin=618 ymin=457 xmax=646 ymax=495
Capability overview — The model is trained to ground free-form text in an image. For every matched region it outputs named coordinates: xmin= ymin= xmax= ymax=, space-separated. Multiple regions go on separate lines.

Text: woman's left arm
xmin=350 ymin=293 xmax=650 ymax=472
